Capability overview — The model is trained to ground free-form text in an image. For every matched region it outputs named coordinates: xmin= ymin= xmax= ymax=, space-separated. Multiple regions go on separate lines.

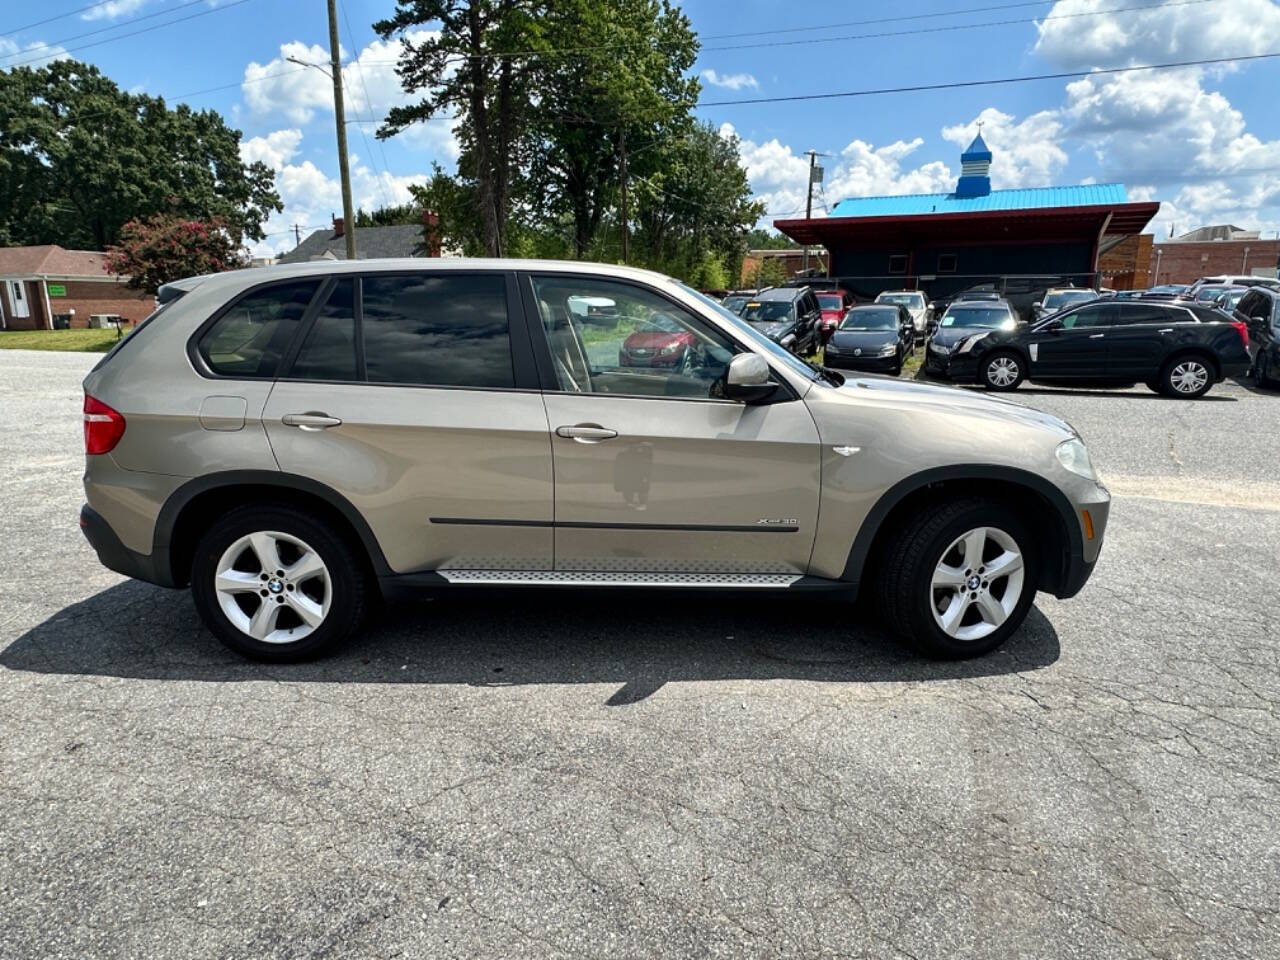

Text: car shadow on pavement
xmin=1 ymin=580 xmax=1060 ymax=703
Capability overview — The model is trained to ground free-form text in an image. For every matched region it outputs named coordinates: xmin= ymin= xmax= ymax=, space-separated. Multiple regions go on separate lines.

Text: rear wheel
xmin=190 ymin=505 xmax=368 ymax=662
xmin=877 ymin=498 xmax=1038 ymax=658
xmin=981 ymin=351 xmax=1025 ymax=391
xmin=1160 ymin=354 xmax=1213 ymax=398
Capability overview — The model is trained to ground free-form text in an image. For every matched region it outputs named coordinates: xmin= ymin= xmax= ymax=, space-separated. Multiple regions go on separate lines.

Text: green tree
xmin=754 ymin=256 xmax=787 ymax=289
xmin=0 ymin=60 xmax=280 ymax=249
xmin=104 ymin=214 xmax=248 ymax=294
xmin=527 ymin=0 xmax=699 ymax=258
xmin=376 ymin=0 xmax=544 ymax=257
xmin=354 ymin=203 xmax=422 ymax=227
xmin=631 ymin=121 xmax=764 ymax=279
xmin=745 ymin=228 xmax=798 ymax=250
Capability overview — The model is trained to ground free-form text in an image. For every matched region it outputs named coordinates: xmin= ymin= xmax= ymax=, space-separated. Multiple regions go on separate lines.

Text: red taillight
xmin=83 ymin=394 xmax=125 ymax=455
xmin=1231 ymin=320 xmax=1249 ymax=349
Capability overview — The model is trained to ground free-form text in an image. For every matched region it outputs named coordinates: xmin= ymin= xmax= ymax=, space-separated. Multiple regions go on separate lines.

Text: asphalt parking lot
xmin=2 ymin=349 xmax=1278 ymax=959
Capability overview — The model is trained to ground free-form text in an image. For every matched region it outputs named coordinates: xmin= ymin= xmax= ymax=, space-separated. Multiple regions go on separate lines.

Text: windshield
xmin=841 ymin=308 xmax=897 ymax=330
xmin=740 ymin=300 xmax=795 ymax=324
xmin=941 ymin=307 xmax=1014 ymax=329
xmin=722 ymin=295 xmax=747 ymax=314
xmin=1043 ymin=291 xmax=1095 ymax=311
xmin=817 ymin=294 xmax=844 ymax=310
xmin=1195 ymin=287 xmax=1227 ymax=302
xmin=877 ymin=293 xmax=924 ymax=308
xmin=679 ymin=284 xmax=828 ymax=385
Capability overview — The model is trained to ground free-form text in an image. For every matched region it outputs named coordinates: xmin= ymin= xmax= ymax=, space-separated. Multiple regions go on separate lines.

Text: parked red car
xmin=816 ymin=290 xmax=853 ymax=343
xmin=620 ymin=313 xmax=700 ymax=370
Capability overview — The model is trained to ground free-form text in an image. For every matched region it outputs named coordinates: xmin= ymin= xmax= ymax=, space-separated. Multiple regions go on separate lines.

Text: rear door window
xmin=361 ymin=274 xmax=514 ymax=388
xmin=199 ymin=279 xmax=321 ymax=378
xmin=1115 ymin=304 xmax=1178 ymax=326
xmin=290 ymin=279 xmax=358 ymax=381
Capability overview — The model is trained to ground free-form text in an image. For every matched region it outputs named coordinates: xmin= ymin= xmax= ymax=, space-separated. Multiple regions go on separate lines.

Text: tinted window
xmin=817 ymin=294 xmax=844 ymax=310
xmin=941 ymin=307 xmax=1014 ymax=329
xmin=841 ymin=308 xmax=898 ymax=330
xmin=1059 ymin=304 xmax=1114 ymax=329
xmin=290 ymin=279 xmax=358 ymax=381
xmin=199 ymin=279 xmax=320 ymax=378
xmin=361 ymin=274 xmax=513 ymax=388
xmin=1115 ymin=303 xmax=1177 ymax=325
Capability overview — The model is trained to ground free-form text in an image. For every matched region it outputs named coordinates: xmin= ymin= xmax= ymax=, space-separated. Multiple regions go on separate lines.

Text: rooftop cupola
xmin=955 ymin=131 xmax=992 ymax=198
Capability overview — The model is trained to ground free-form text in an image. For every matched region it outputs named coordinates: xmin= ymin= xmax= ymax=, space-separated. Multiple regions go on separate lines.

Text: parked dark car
xmin=946 ymin=299 xmax=1252 ymax=398
xmin=822 ymin=304 xmax=914 ymax=375
xmin=1234 ymin=286 xmax=1280 ymax=388
xmin=738 ymin=286 xmax=822 ymax=354
xmin=924 ymin=300 xmax=1019 ymax=376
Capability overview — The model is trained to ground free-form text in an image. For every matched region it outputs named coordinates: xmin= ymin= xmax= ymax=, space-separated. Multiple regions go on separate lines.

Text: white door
xmin=6 ymin=281 xmax=30 ymax=320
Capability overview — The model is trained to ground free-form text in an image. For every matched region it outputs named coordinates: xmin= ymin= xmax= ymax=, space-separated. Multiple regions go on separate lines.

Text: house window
xmin=938 ymin=254 xmax=958 ymax=273
xmin=888 ymin=255 xmax=908 ymax=275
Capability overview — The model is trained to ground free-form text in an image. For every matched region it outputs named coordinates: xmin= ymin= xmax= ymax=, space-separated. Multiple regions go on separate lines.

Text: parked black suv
xmin=738 ymin=287 xmax=822 ymax=355
xmin=1235 ymin=286 xmax=1280 ymax=388
xmin=945 ymin=299 xmax=1252 ymax=398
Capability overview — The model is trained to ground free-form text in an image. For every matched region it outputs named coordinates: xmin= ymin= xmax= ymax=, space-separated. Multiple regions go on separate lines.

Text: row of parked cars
xmin=721 ymin=274 xmax=1280 ymax=400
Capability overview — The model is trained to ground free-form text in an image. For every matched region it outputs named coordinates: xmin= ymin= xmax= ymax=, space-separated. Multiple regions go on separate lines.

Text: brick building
xmin=1098 ymin=233 xmax=1153 ymax=290
xmin=739 ymin=248 xmax=826 ymax=287
xmin=1149 ymin=226 xmax=1280 ymax=286
xmin=0 ymin=245 xmax=152 ymax=331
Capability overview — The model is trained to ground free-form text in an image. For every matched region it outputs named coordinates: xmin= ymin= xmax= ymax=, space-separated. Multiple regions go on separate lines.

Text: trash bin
xmin=53 ymin=315 xmax=72 ymax=330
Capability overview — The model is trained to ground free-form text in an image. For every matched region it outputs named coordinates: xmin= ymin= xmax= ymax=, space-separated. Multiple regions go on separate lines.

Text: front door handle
xmin=283 ymin=412 xmax=342 ymax=430
xmin=556 ymin=424 xmax=617 ymax=442
xmin=1157 ymin=328 xmax=1174 ymax=334
xmin=1088 ymin=333 xmax=1105 ymax=339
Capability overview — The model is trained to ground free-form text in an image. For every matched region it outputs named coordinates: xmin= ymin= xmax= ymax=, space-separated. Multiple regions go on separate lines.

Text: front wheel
xmin=981 ymin=351 xmax=1025 ymax=391
xmin=190 ymin=505 xmax=368 ymax=662
xmin=1160 ymin=355 xmax=1213 ymax=398
xmin=877 ymin=498 xmax=1038 ymax=658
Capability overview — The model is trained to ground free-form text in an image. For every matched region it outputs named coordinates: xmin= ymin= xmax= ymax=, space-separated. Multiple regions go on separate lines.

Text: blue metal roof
xmin=828 ymin=183 xmax=1130 ymax=219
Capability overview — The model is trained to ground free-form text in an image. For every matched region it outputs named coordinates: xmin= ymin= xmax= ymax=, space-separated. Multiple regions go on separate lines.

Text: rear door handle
xmin=556 ymin=424 xmax=617 ymax=442
xmin=283 ymin=412 xmax=342 ymax=430
xmin=1157 ymin=328 xmax=1174 ymax=334
xmin=1089 ymin=333 xmax=1105 ymax=339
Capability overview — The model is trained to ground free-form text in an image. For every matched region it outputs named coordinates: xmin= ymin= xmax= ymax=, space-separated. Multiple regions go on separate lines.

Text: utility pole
xmin=293 ymin=224 xmax=303 ymax=248
xmin=326 ymin=0 xmax=356 ymax=261
xmin=800 ymin=150 xmax=827 ymax=275
xmin=619 ymin=127 xmax=629 ymax=265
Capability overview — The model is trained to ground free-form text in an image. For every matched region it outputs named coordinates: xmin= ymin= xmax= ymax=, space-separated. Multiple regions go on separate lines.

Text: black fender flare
xmin=154 ymin=470 xmax=393 ymax=583
xmin=839 ymin=464 xmax=1084 ymax=587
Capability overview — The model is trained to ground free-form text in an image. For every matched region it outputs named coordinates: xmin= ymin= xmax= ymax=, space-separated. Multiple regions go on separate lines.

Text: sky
xmin=3 ymin=0 xmax=1280 ymax=257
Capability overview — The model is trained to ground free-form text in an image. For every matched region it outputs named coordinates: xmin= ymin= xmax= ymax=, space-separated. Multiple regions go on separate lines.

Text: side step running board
xmin=437 ymin=570 xmax=804 ymax=587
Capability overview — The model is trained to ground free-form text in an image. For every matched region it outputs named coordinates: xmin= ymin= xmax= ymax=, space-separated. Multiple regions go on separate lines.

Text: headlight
xmin=825 ymin=342 xmax=839 ymax=354
xmin=1056 ymin=439 xmax=1097 ymax=480
xmin=660 ymin=343 xmax=679 ymax=355
xmin=956 ymin=332 xmax=991 ymax=354
xmin=878 ymin=343 xmax=897 ymax=356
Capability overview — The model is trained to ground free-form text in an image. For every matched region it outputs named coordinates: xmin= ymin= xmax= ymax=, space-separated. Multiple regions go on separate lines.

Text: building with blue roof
xmin=775 ymin=134 xmax=1159 ymax=305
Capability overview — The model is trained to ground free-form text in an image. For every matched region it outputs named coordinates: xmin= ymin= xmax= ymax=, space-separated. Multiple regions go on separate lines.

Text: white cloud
xmin=242 ymin=31 xmax=459 ymax=161
xmin=941 ymin=107 xmax=1068 ymax=189
xmin=1034 ymin=0 xmax=1280 ymax=70
xmin=0 ymin=36 xmax=71 ymax=68
xmin=240 ymin=128 xmax=303 ymax=169
xmin=700 ymin=69 xmax=758 ymax=91
xmin=82 ymin=0 xmax=149 ymax=21
xmin=244 ymin=130 xmax=432 ymax=258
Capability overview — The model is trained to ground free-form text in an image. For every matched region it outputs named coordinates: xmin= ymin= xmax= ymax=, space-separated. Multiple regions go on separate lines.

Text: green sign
xmin=47 ymin=284 xmax=66 ymax=297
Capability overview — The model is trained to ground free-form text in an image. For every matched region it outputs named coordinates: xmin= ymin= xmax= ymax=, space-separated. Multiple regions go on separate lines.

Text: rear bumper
xmin=79 ymin=503 xmax=175 ymax=587
xmin=1220 ymin=359 xmax=1250 ymax=380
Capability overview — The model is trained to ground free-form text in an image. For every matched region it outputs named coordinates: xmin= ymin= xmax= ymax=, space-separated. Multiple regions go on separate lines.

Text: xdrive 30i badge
xmin=756 ymin=518 xmax=798 ymax=526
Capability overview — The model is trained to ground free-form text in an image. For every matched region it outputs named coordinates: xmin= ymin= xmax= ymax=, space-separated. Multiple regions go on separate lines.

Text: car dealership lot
xmin=2 ymin=350 xmax=1277 ymax=959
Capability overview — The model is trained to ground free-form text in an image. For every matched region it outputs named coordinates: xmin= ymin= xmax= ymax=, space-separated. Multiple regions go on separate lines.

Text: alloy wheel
xmin=929 ymin=526 xmax=1026 ymax=642
xmin=1170 ymin=360 xmax=1209 ymax=395
xmin=214 ymin=530 xmax=332 ymax=643
xmin=987 ymin=356 xmax=1020 ymax=388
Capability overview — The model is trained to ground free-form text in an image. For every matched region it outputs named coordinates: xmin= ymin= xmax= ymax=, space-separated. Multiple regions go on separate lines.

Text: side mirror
xmin=1032 ymin=301 xmax=1042 ymax=310
xmin=725 ymin=353 xmax=778 ymax=404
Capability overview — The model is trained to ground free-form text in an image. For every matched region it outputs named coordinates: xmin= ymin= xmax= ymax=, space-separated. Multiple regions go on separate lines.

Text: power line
xmin=699 ymin=0 xmax=1055 ymax=39
xmin=0 ymin=0 xmax=131 ymax=38
xmin=0 ymin=0 xmax=223 ymax=63
xmin=700 ymin=50 xmax=1280 ymax=107
xmin=3 ymin=0 xmax=258 ymax=70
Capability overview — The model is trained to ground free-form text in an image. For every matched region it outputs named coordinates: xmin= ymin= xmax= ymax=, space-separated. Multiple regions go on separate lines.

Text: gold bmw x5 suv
xmin=80 ymin=259 xmax=1110 ymax=661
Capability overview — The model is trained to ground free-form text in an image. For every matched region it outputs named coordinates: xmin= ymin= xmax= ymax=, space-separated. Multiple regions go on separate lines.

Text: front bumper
xmin=825 ymin=351 xmax=899 ymax=372
xmin=1055 ymin=478 xmax=1110 ymax=598
xmin=923 ymin=347 xmax=954 ymax=376
xmin=943 ymin=351 xmax=979 ymax=381
xmin=80 ymin=503 xmax=174 ymax=587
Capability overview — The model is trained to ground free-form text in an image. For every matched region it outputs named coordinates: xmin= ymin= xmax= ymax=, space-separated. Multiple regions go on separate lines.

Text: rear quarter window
xmin=198 ymin=279 xmax=322 ymax=378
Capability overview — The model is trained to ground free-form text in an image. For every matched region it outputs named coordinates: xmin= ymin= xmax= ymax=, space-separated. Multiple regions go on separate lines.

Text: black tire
xmin=190 ymin=504 xmax=368 ymax=662
xmin=876 ymin=497 xmax=1038 ymax=659
xmin=980 ymin=350 xmax=1026 ymax=391
xmin=1254 ymin=354 xmax=1271 ymax=389
xmin=1158 ymin=353 xmax=1214 ymax=399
